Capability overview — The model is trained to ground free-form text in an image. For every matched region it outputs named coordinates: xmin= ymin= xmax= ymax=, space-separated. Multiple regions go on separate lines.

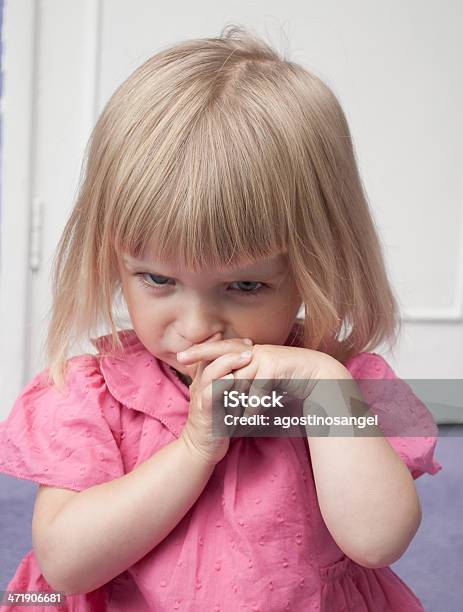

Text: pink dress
xmin=0 ymin=328 xmax=442 ymax=611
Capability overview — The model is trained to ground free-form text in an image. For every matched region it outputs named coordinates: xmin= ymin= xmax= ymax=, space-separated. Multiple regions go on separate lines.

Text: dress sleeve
xmin=0 ymin=355 xmax=125 ymax=491
xmin=346 ymin=352 xmax=443 ymax=480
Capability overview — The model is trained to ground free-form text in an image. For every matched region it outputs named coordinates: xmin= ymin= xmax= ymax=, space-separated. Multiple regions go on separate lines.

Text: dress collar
xmin=91 ymin=321 xmax=305 ymax=437
xmin=92 ymin=329 xmax=190 ymax=438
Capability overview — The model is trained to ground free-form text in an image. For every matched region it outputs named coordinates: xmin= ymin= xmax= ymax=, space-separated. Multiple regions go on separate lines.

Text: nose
xmin=180 ymin=330 xmax=223 ymax=346
xmin=176 ymin=303 xmax=224 ymax=346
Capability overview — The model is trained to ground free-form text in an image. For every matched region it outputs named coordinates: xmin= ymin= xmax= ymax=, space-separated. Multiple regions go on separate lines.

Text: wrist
xmin=316 ymin=357 xmax=353 ymax=381
xmin=178 ymin=433 xmax=218 ymax=471
xmin=303 ymin=363 xmax=364 ymax=437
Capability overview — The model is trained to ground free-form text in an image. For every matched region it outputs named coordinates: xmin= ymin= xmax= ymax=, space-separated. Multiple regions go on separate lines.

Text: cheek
xmin=121 ymin=283 xmax=152 ymax=327
xmin=126 ymin=302 xmax=166 ymax=353
xmin=126 ymin=292 xmax=173 ymax=335
xmin=120 ymin=276 xmax=166 ymax=342
xmin=246 ymin=297 xmax=301 ymax=345
xmin=129 ymin=298 xmax=157 ymax=325
xmin=243 ymin=312 xmax=287 ymax=344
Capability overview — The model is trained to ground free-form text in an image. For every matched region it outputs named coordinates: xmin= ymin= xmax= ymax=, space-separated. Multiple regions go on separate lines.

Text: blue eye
xmin=229 ymin=281 xmax=264 ymax=294
xmin=136 ymin=274 xmax=172 ymax=290
xmin=140 ymin=273 xmax=170 ymax=286
xmin=136 ymin=274 xmax=267 ymax=297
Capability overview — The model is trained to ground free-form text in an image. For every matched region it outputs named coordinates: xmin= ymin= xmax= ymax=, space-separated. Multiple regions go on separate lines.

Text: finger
xmin=187 ymin=331 xmax=229 ymax=381
xmin=183 ymin=332 xmax=223 ymax=377
xmin=215 ymin=372 xmax=246 ymax=438
xmin=244 ymin=379 xmax=266 ymax=419
xmin=210 ymin=373 xmax=236 ymax=438
xmin=197 ymin=351 xmax=254 ymax=438
xmin=222 ymin=362 xmax=255 ymax=436
xmin=248 ymin=377 xmax=274 ymax=403
xmin=227 ymin=357 xmax=255 ymax=400
xmin=200 ymin=353 xmax=252 ymax=440
xmin=243 ymin=381 xmax=282 ymax=433
xmin=177 ymin=338 xmax=254 ymax=364
xmin=200 ymin=349 xmax=253 ymax=389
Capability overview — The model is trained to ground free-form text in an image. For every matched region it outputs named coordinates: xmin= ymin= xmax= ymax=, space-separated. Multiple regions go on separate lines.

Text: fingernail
xmin=243 ymin=338 xmax=253 ymax=345
xmin=240 ymin=350 xmax=252 ymax=359
xmin=177 ymin=352 xmax=186 ymax=360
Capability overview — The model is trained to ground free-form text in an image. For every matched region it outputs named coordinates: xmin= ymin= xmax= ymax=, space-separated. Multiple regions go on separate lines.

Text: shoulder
xmin=2 ymin=352 xmax=123 ymax=447
xmin=6 ymin=353 xmax=119 ymax=429
xmin=343 ymin=351 xmax=443 ymax=479
xmin=0 ymin=354 xmax=125 ymax=490
xmin=344 ymin=351 xmax=396 ymax=379
xmin=22 ymin=353 xmax=110 ymax=405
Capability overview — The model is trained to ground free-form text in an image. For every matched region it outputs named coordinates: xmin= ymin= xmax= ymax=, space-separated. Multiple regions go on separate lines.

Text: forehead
xmin=121 ymin=251 xmax=287 ymax=277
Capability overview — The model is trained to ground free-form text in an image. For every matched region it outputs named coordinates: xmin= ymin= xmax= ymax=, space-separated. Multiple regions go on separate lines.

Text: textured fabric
xmin=0 ymin=327 xmax=442 ymax=611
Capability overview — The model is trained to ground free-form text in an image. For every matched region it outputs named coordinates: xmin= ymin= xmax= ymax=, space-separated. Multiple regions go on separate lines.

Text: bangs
xmin=45 ymin=27 xmax=402 ymax=391
xmin=111 ymin=90 xmax=298 ymax=273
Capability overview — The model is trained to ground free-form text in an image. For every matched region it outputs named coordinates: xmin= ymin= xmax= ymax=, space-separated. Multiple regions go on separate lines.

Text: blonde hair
xmin=44 ymin=23 xmax=402 ymax=392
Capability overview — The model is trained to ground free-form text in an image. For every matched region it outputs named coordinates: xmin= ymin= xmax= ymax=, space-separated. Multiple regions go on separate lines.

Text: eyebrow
xmin=122 ymin=254 xmax=287 ymax=278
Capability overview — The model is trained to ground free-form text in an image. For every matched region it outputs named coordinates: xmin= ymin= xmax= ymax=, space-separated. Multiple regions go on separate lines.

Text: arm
xmin=305 ymin=365 xmax=422 ymax=569
xmin=37 ymin=436 xmax=215 ymax=595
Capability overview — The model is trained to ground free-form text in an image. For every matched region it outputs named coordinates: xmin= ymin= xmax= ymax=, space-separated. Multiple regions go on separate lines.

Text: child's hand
xmin=178 ymin=341 xmax=350 ymax=422
xmin=178 ymin=334 xmax=254 ymax=466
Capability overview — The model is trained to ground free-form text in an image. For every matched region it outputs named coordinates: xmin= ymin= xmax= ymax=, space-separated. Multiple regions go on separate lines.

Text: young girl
xmin=0 ymin=24 xmax=442 ymax=611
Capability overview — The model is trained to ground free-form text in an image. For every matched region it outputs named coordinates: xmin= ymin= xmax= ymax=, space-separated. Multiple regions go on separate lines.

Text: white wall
xmin=1 ymin=0 xmax=462 ymax=420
